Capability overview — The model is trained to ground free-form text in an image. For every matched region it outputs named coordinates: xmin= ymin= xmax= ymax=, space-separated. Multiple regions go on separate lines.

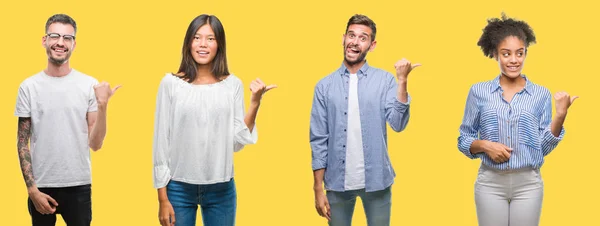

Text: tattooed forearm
xmin=17 ymin=117 xmax=35 ymax=188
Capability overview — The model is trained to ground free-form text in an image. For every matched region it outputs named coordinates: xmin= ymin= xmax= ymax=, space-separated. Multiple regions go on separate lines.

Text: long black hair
xmin=176 ymin=14 xmax=229 ymax=83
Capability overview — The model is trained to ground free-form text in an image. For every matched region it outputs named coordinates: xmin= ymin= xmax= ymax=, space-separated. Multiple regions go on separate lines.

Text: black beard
xmin=49 ymin=57 xmax=68 ymax=65
xmin=343 ymin=42 xmax=369 ymax=66
xmin=344 ymin=51 xmax=367 ymax=66
xmin=46 ymin=47 xmax=70 ymax=65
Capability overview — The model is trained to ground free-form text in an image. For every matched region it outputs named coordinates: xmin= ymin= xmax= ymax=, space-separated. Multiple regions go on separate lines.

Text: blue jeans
xmin=326 ymin=186 xmax=392 ymax=226
xmin=167 ymin=179 xmax=236 ymax=226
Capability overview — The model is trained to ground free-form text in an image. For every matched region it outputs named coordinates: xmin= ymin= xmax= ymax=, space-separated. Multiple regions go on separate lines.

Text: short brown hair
xmin=345 ymin=14 xmax=377 ymax=41
xmin=46 ymin=14 xmax=77 ymax=34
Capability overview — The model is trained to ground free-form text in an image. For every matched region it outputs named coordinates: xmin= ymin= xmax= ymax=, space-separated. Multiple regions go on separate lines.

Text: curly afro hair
xmin=477 ymin=13 xmax=536 ymax=58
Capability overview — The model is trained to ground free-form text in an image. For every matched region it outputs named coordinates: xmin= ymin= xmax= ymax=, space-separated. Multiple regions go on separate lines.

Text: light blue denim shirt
xmin=310 ymin=62 xmax=411 ymax=192
xmin=458 ymin=75 xmax=565 ymax=170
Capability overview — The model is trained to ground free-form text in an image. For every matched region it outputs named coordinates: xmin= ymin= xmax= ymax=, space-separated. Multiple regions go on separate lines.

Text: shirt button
xmin=344 ymin=112 xmax=347 ymax=115
xmin=344 ymin=129 xmax=347 ymax=132
xmin=343 ymin=145 xmax=346 ymax=148
xmin=345 ymin=97 xmax=348 ymax=100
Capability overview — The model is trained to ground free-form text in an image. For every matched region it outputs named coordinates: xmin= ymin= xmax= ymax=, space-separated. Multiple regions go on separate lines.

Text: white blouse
xmin=153 ymin=73 xmax=257 ymax=188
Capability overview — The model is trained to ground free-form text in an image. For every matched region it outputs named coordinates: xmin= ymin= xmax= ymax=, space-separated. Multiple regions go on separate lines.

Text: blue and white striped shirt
xmin=458 ymin=75 xmax=564 ymax=170
xmin=310 ymin=62 xmax=411 ymax=192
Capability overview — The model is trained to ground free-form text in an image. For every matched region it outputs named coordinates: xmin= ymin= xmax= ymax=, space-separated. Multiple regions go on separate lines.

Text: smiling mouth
xmin=507 ymin=65 xmax=520 ymax=71
xmin=52 ymin=46 xmax=68 ymax=53
xmin=196 ymin=50 xmax=210 ymax=56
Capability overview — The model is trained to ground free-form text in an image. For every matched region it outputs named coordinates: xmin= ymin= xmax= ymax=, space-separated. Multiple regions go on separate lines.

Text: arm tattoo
xmin=17 ymin=117 xmax=34 ymax=188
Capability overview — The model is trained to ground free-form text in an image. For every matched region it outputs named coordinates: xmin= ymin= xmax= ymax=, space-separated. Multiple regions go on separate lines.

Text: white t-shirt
xmin=344 ymin=73 xmax=365 ymax=190
xmin=14 ymin=69 xmax=98 ymax=188
xmin=153 ymin=74 xmax=258 ymax=189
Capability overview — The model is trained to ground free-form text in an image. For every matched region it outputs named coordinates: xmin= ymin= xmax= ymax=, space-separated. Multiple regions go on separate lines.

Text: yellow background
xmin=1 ymin=0 xmax=598 ymax=225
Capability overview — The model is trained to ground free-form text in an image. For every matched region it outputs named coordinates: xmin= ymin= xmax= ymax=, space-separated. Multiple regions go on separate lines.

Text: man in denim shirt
xmin=310 ymin=14 xmax=420 ymax=226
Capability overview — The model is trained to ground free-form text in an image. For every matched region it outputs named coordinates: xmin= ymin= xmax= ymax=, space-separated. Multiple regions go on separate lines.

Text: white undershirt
xmin=344 ymin=73 xmax=365 ymax=190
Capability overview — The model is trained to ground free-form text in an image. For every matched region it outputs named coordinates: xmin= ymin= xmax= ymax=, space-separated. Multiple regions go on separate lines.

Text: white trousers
xmin=474 ymin=165 xmax=544 ymax=226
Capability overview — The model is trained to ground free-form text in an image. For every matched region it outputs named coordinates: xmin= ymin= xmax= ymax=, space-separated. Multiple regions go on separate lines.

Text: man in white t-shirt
xmin=310 ymin=14 xmax=420 ymax=226
xmin=15 ymin=14 xmax=120 ymax=226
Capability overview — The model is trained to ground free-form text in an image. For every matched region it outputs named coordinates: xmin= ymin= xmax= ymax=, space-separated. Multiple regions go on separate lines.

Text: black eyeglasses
xmin=46 ymin=33 xmax=76 ymax=42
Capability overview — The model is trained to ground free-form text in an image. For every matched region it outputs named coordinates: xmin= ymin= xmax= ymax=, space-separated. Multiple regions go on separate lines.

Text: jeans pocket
xmin=532 ymin=169 xmax=543 ymax=184
xmin=476 ymin=167 xmax=487 ymax=182
xmin=475 ymin=167 xmax=489 ymax=189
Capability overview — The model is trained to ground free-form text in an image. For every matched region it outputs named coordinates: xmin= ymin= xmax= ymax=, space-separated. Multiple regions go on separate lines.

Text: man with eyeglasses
xmin=14 ymin=14 xmax=120 ymax=226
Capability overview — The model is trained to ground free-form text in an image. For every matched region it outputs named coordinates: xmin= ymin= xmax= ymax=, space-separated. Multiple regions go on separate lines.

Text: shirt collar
xmin=490 ymin=74 xmax=533 ymax=95
xmin=338 ymin=61 xmax=370 ymax=77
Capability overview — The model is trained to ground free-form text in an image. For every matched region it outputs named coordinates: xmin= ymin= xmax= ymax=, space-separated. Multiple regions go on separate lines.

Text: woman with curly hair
xmin=457 ymin=14 xmax=577 ymax=226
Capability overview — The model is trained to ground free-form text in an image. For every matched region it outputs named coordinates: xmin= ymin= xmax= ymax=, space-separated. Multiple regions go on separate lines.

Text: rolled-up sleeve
xmin=15 ymin=84 xmax=31 ymax=117
xmin=384 ymin=74 xmax=410 ymax=132
xmin=540 ymin=94 xmax=564 ymax=156
xmin=458 ymin=86 xmax=481 ymax=159
xmin=87 ymin=79 xmax=99 ymax=112
xmin=310 ymin=82 xmax=329 ymax=170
